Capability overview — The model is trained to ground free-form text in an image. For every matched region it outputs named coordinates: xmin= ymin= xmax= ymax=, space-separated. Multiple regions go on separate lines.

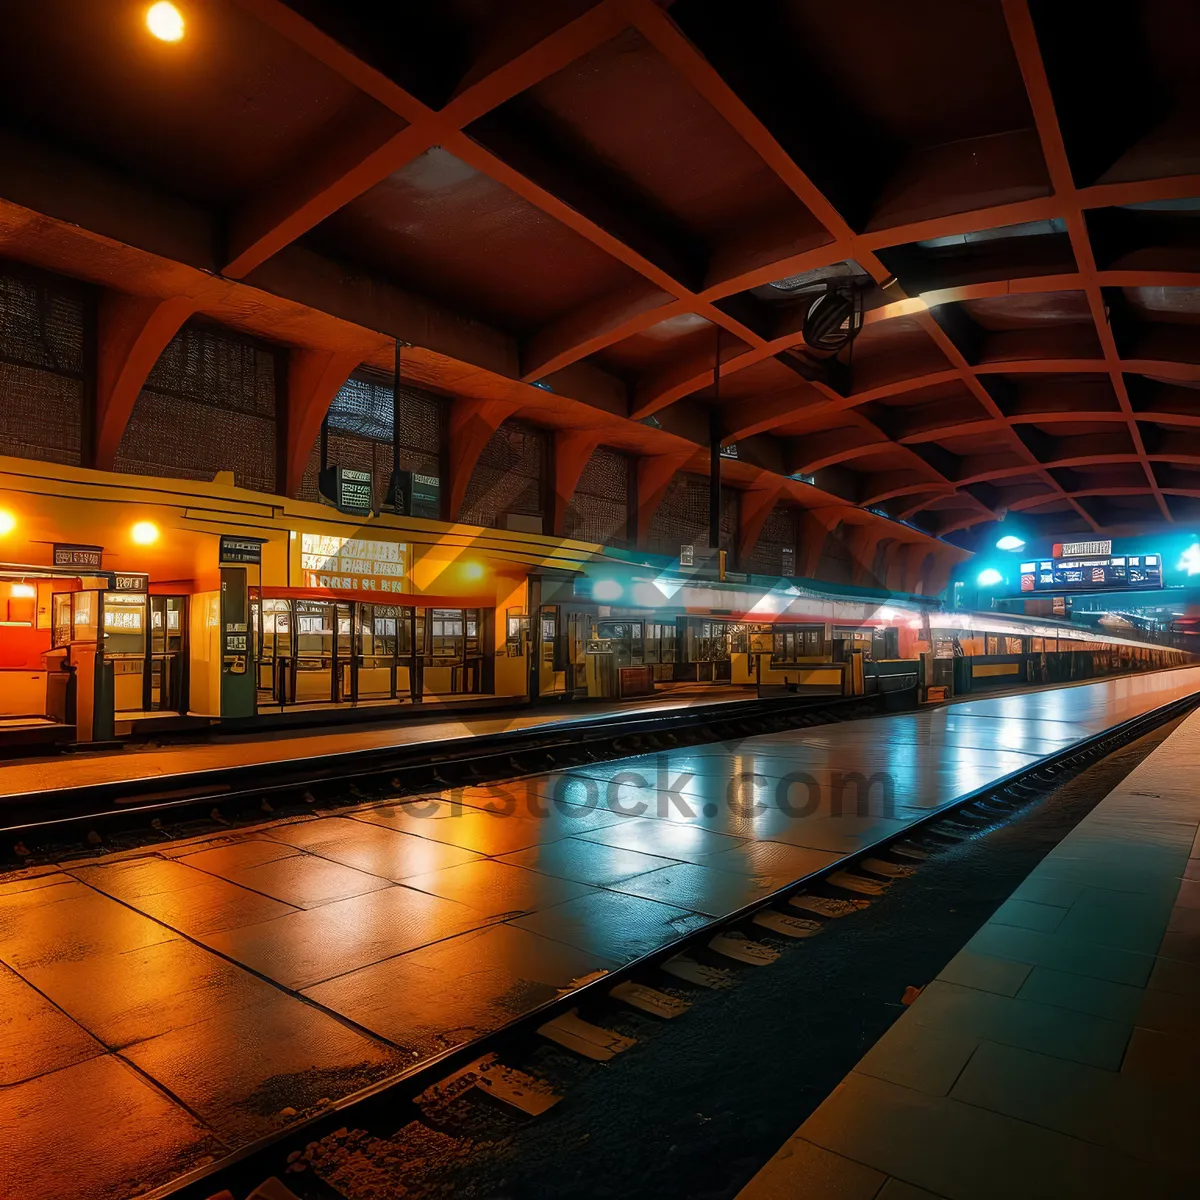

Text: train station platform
xmin=0 ymin=687 xmax=758 ymax=807
xmin=739 ymin=694 xmax=1200 ymax=1200
xmin=2 ymin=668 xmax=1200 ymax=1200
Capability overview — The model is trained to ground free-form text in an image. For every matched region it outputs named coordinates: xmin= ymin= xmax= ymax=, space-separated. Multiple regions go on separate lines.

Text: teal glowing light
xmin=1178 ymin=543 xmax=1200 ymax=576
xmin=977 ymin=567 xmax=1003 ymax=587
xmin=995 ymin=535 xmax=1025 ymax=551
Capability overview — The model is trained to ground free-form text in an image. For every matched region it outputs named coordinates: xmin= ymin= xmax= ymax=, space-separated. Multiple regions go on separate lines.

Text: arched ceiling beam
xmin=94 ymin=292 xmax=197 ymax=471
xmin=1002 ymin=0 xmax=1171 ymax=524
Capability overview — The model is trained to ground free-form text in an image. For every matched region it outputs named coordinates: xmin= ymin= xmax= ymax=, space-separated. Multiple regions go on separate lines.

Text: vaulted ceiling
xmin=1 ymin=0 xmax=1198 ymax=555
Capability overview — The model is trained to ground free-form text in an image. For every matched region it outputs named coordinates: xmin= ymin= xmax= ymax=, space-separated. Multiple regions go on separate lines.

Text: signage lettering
xmin=300 ymin=533 xmax=409 ymax=595
xmin=53 ymin=543 xmax=103 ymax=570
xmin=112 ymin=573 xmax=149 ymax=593
xmin=1054 ymin=539 xmax=1112 ymax=558
xmin=319 ymin=465 xmax=374 ymax=515
xmin=219 ymin=535 xmax=265 ymax=565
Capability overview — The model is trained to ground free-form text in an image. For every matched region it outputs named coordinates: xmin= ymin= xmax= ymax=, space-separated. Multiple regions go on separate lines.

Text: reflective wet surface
xmin=2 ymin=669 xmax=1199 ymax=1200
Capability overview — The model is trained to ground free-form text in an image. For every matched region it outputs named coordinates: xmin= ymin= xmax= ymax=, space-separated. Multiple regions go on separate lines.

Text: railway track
xmin=1 ymin=690 xmax=908 ymax=865
xmin=147 ymin=687 xmax=1200 ymax=1200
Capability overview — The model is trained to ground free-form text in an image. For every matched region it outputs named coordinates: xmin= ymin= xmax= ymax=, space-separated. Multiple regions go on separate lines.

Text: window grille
xmin=648 ymin=472 xmax=736 ymax=555
xmin=460 ymin=420 xmax=545 ymax=528
xmin=115 ymin=322 xmax=279 ymax=492
xmin=564 ymin=445 xmax=631 ymax=546
xmin=0 ymin=262 xmax=85 ymax=466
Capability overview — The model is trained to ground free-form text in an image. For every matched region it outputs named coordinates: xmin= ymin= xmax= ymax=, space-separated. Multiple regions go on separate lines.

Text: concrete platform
xmin=2 ymin=668 xmax=1199 ymax=1200
xmin=739 ymin=691 xmax=1200 ymax=1200
xmin=0 ymin=687 xmax=757 ymax=804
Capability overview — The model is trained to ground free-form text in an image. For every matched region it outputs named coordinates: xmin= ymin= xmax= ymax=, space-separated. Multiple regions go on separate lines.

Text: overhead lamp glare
xmin=976 ymin=568 xmax=1003 ymax=587
xmin=147 ymin=2 xmax=184 ymax=42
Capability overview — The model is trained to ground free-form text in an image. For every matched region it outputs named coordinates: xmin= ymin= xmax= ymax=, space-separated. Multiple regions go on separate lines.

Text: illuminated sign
xmin=1054 ymin=540 xmax=1112 ymax=558
xmin=112 ymin=573 xmax=149 ymax=592
xmin=1019 ymin=554 xmax=1161 ymax=593
xmin=53 ymin=543 xmax=103 ymax=570
xmin=219 ymin=535 xmax=265 ymax=565
xmin=300 ymin=534 xmax=409 ymax=594
xmin=319 ymin=466 xmax=373 ymax=515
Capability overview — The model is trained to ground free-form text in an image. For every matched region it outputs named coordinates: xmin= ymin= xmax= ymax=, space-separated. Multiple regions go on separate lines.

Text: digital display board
xmin=1019 ymin=554 xmax=1162 ymax=593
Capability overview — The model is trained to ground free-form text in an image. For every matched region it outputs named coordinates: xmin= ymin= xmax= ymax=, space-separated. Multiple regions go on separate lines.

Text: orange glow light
xmin=0 ymin=510 xmax=15 ymax=536
xmin=131 ymin=521 xmax=160 ymax=545
xmin=10 ymin=583 xmax=35 ymax=599
xmin=146 ymin=2 xmax=184 ymax=42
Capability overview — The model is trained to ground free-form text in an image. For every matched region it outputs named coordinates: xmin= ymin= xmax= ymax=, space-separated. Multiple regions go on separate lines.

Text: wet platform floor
xmin=3 ymin=669 xmax=1200 ymax=1200
xmin=739 ymin=689 xmax=1200 ymax=1200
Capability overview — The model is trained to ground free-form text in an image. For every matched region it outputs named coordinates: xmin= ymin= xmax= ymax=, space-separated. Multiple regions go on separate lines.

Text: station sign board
xmin=1053 ymin=540 xmax=1111 ymax=557
xmin=219 ymin=535 xmax=265 ymax=566
xmin=300 ymin=533 xmax=409 ymax=595
xmin=319 ymin=465 xmax=373 ymax=515
xmin=52 ymin=543 xmax=103 ymax=570
xmin=388 ymin=469 xmax=441 ymax=520
xmin=1020 ymin=553 xmax=1162 ymax=593
xmin=112 ymin=572 xmax=149 ymax=593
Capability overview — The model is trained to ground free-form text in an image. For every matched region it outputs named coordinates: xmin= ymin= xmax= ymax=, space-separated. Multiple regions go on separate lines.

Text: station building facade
xmin=0 ymin=258 xmax=1188 ymax=747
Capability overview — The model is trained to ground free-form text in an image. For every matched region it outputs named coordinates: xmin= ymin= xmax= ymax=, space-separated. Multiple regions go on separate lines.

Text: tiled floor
xmin=3 ymin=668 xmax=1200 ymax=1200
xmin=738 ymin=696 xmax=1200 ymax=1200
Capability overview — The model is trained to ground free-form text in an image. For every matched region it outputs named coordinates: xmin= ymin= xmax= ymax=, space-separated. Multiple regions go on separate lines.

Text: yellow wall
xmin=0 ymin=671 xmax=47 ymax=717
xmin=189 ymin=591 xmax=220 ymax=716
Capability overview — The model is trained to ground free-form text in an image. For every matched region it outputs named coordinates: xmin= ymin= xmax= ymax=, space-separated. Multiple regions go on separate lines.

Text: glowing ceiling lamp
xmin=996 ymin=535 xmax=1025 ymax=551
xmin=146 ymin=2 xmax=185 ymax=42
xmin=977 ymin=567 xmax=1003 ymax=587
xmin=131 ymin=521 xmax=160 ymax=545
xmin=593 ymin=579 xmax=622 ymax=601
xmin=0 ymin=510 xmax=15 ymax=536
xmin=1178 ymin=543 xmax=1200 ymax=576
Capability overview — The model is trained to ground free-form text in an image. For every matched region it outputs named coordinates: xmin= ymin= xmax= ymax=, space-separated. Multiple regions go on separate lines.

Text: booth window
xmin=773 ymin=625 xmax=825 ymax=663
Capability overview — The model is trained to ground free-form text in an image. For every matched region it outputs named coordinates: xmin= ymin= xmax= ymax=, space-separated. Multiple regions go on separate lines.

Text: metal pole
xmin=392 ymin=339 xmax=402 ymax=513
xmin=709 ymin=328 xmax=721 ymax=550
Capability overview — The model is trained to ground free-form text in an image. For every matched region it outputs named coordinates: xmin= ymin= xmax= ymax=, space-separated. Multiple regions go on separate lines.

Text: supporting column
xmin=284 ymin=348 xmax=363 ymax=497
xmin=94 ymin=292 xmax=196 ymax=470
xmin=551 ymin=430 xmax=602 ymax=538
xmin=445 ymin=398 xmax=519 ymax=522
xmin=709 ymin=406 xmax=722 ymax=551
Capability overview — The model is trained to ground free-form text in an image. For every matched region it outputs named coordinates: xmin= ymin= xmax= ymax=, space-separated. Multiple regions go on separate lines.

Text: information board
xmin=319 ymin=466 xmax=373 ymax=515
xmin=1019 ymin=553 xmax=1162 ymax=593
xmin=300 ymin=533 xmax=409 ymax=595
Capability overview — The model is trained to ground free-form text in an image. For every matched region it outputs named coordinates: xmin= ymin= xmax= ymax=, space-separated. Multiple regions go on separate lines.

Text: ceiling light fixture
xmin=147 ymin=2 xmax=184 ymax=42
